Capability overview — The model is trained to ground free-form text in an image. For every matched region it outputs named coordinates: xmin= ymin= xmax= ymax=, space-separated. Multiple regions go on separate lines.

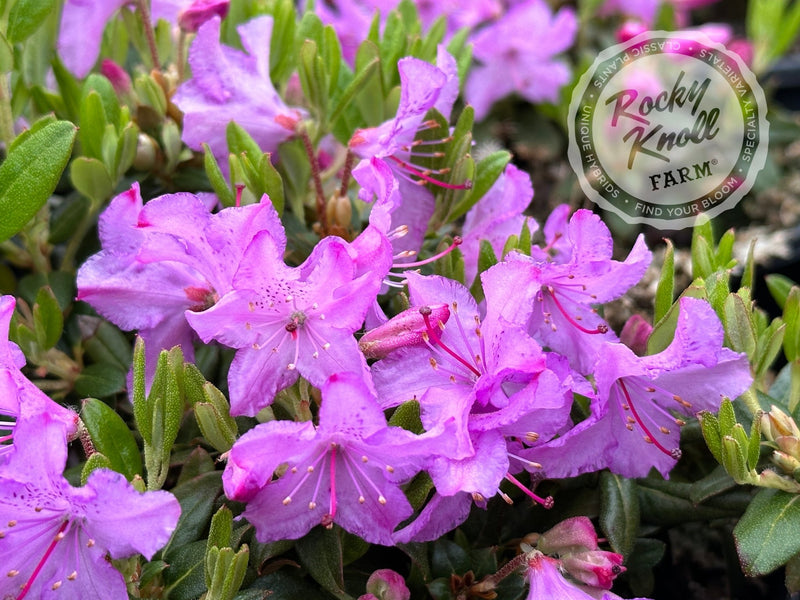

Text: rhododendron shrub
xmin=0 ymin=0 xmax=795 ymax=599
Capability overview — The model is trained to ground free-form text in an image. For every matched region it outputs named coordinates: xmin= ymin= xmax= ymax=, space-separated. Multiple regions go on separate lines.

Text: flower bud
xmin=101 ymin=59 xmax=132 ymax=97
xmin=358 ymin=569 xmax=410 ymax=600
xmin=560 ymin=550 xmax=626 ymax=590
xmin=620 ymin=314 xmax=652 ymax=356
xmin=179 ymin=0 xmax=230 ymax=33
xmin=761 ymin=405 xmax=800 ymax=441
xmin=536 ymin=516 xmax=598 ymax=555
xmin=359 ymin=304 xmax=450 ymax=359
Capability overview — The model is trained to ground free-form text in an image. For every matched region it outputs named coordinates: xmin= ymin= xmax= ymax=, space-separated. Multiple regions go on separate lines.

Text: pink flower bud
xmin=616 ymin=20 xmax=648 ymax=43
xmin=537 ymin=516 xmax=598 ymax=555
xmin=358 ymin=569 xmax=410 ymax=600
xmin=179 ymin=0 xmax=230 ymax=33
xmin=359 ymin=304 xmax=450 ymax=359
xmin=101 ymin=59 xmax=132 ymax=96
xmin=620 ymin=313 xmax=652 ymax=356
xmin=560 ymin=549 xmax=626 ymax=590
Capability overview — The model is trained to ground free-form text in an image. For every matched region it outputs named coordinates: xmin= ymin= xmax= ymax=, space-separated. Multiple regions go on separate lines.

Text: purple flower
xmin=524 ymin=552 xmax=645 ymax=600
xmin=0 ymin=296 xmax=78 ymax=459
xmin=172 ymin=16 xmax=303 ymax=170
xmin=57 ymin=0 xmax=226 ymax=77
xmin=464 ymin=0 xmax=578 ymax=119
xmin=358 ymin=568 xmax=411 ymax=600
xmin=460 ymin=163 xmax=537 ymax=284
xmin=186 ymin=230 xmax=381 ymax=416
xmin=77 ymin=184 xmax=283 ymax=382
xmin=223 ymin=372 xmax=450 ymax=545
xmin=482 ymin=209 xmax=651 ymax=374
xmin=521 ymin=297 xmax=753 ymax=479
xmin=0 ymin=414 xmax=180 ymax=600
xmin=371 ymin=274 xmax=576 ymax=541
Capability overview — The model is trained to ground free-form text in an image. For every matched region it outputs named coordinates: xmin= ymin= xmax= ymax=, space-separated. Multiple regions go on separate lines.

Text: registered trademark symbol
xmin=711 ymin=159 xmax=718 ymax=165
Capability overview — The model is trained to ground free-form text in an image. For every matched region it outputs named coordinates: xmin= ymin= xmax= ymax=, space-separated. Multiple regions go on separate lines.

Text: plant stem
xmin=300 ymin=128 xmax=328 ymax=234
xmin=136 ymin=0 xmax=161 ymax=71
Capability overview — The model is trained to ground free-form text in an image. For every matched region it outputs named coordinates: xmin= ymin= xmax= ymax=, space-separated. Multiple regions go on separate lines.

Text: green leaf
xmin=260 ymin=153 xmax=285 ymax=215
xmin=784 ymin=288 xmax=800 ymax=362
xmin=70 ymin=156 xmax=114 ymax=204
xmin=654 ymin=239 xmax=675 ymax=323
xmin=7 ymin=0 xmax=57 ymax=43
xmin=33 ymin=286 xmax=62 ymax=350
xmin=81 ymin=318 xmax=133 ymax=373
xmin=132 ymin=337 xmax=150 ymax=443
xmin=767 ymin=275 xmax=796 ymax=310
xmin=448 ymin=150 xmax=508 ymax=224
xmin=80 ymin=452 xmax=113 ymax=485
xmin=718 ymin=397 xmax=737 ymax=436
xmin=741 ymin=239 xmax=757 ymax=292
xmin=298 ymin=40 xmax=328 ymax=122
xmin=78 ymin=91 xmax=108 ymax=160
xmin=203 ymin=143 xmax=236 ymax=207
xmin=698 ymin=410 xmax=724 ymax=464
xmin=81 ymin=397 xmax=143 ymax=480
xmin=329 ymin=56 xmax=379 ymax=128
xmin=73 ymin=363 xmax=126 ymax=398
xmin=295 ymin=527 xmax=351 ymax=600
xmin=599 ymin=472 xmax=640 ymax=557
xmin=0 ymin=119 xmax=77 ymax=243
xmin=163 ymin=539 xmax=208 ymax=600
xmin=431 ymin=538 xmax=470 ymax=577
xmin=724 ymin=293 xmax=756 ymax=357
xmin=734 ymin=489 xmax=800 ymax=575
xmin=165 ymin=471 xmax=224 ymax=553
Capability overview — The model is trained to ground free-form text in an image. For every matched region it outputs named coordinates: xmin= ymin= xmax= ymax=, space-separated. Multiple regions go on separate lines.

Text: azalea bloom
xmin=223 ymin=372 xmax=452 ymax=545
xmin=0 ymin=415 xmax=180 ymax=600
xmin=173 ymin=16 xmax=303 ymax=171
xmin=371 ymin=274 xmax=577 ymax=541
xmin=57 ymin=0 xmax=229 ymax=77
xmin=460 ymin=163 xmax=537 ymax=284
xmin=77 ymin=184 xmax=282 ymax=382
xmin=0 ymin=296 xmax=78 ymax=458
xmin=482 ymin=209 xmax=651 ymax=374
xmin=521 ymin=297 xmax=753 ymax=479
xmin=464 ymin=0 xmax=578 ymax=118
xmin=186 ymin=231 xmax=381 ymax=416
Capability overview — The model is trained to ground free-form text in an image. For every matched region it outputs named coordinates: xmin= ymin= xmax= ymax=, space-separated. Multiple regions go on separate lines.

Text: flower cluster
xmin=0 ymin=0 xmax=770 ymax=596
xmin=0 ymin=296 xmax=181 ymax=598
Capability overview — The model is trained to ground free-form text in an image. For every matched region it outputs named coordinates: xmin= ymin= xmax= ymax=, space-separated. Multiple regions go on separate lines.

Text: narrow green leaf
xmin=715 ymin=228 xmax=735 ymax=267
xmin=599 ymin=472 xmax=640 ymax=557
xmin=78 ymin=91 xmax=108 ymax=160
xmin=203 ymin=143 xmax=236 ymax=207
xmin=132 ymin=336 xmax=151 ymax=444
xmin=654 ymin=239 xmax=675 ymax=323
xmin=698 ymin=410 xmax=724 ymax=464
xmin=766 ymin=274 xmax=796 ymax=310
xmin=298 ymin=40 xmax=328 ymax=122
xmin=329 ymin=56 xmax=379 ymax=128
xmin=741 ymin=238 xmax=757 ymax=292
xmin=784 ymin=288 xmax=800 ymax=362
xmin=260 ymin=153 xmax=285 ymax=215
xmin=748 ymin=408 xmax=763 ymax=469
xmin=7 ymin=0 xmax=57 ymax=43
xmin=81 ymin=397 xmax=143 ymax=480
xmin=691 ymin=235 xmax=715 ymax=281
xmin=721 ymin=435 xmax=748 ymax=481
xmin=33 ymin=286 xmax=62 ymax=350
xmin=0 ymin=119 xmax=77 ymax=243
xmin=724 ymin=293 xmax=757 ymax=357
xmin=718 ymin=398 xmax=737 ymax=436
xmin=449 ymin=150 xmax=510 ymax=222
xmin=207 ymin=505 xmax=234 ymax=551
xmin=755 ymin=320 xmax=786 ymax=380
xmin=735 ymin=489 xmax=800 ymax=575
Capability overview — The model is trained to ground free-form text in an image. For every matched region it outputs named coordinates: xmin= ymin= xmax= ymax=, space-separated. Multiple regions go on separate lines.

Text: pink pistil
xmin=388 ymin=156 xmax=472 ymax=190
xmin=420 ymin=308 xmax=481 ymax=378
xmin=392 ymin=237 xmax=462 ymax=269
xmin=618 ymin=379 xmax=681 ymax=459
xmin=504 ymin=472 xmax=554 ymax=509
xmin=546 ymin=287 xmax=608 ymax=335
